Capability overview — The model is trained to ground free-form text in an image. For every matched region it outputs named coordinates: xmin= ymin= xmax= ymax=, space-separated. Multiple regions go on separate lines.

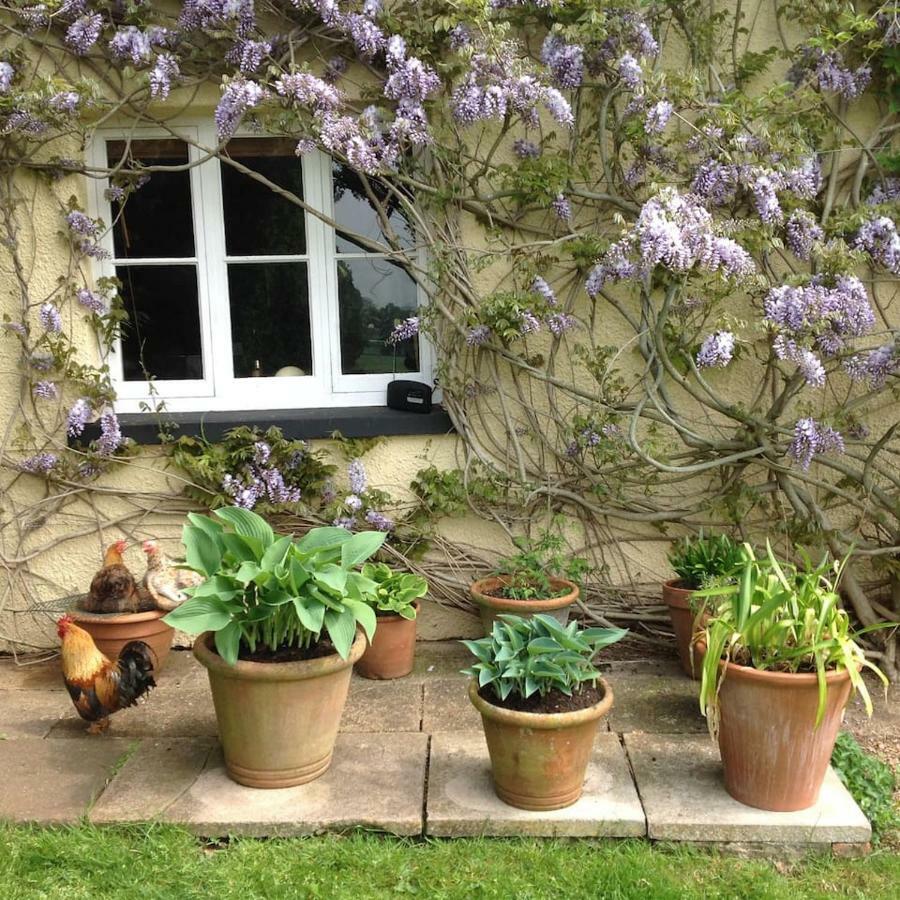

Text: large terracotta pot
xmin=468 ymin=678 xmax=613 ymax=810
xmin=355 ymin=602 xmax=419 ymax=680
xmin=470 ymin=576 xmax=579 ymax=634
xmin=715 ymin=659 xmax=853 ymax=811
xmin=662 ymin=580 xmax=707 ymax=679
xmin=194 ymin=630 xmax=365 ymax=788
xmin=68 ymin=608 xmax=173 ymax=675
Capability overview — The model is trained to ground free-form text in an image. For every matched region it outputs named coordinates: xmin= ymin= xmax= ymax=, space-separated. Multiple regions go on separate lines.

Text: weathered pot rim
xmin=373 ymin=599 xmax=421 ymax=623
xmin=469 ymin=576 xmax=579 ymax=613
xmin=468 ymin=677 xmax=612 ymax=729
xmin=193 ymin=629 xmax=366 ymax=682
xmin=696 ymin=642 xmax=855 ymax=687
xmin=662 ymin=579 xmax=696 ymax=609
xmin=68 ymin=607 xmax=168 ymax=624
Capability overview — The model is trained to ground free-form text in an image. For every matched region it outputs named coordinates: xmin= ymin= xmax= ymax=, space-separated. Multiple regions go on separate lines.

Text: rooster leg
xmin=86 ymin=717 xmax=110 ymax=735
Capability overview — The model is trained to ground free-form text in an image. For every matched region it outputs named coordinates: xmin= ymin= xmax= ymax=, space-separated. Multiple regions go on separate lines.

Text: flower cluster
xmin=32 ymin=380 xmax=57 ymax=400
xmin=66 ymin=210 xmax=107 ymax=259
xmin=854 ymin=216 xmax=900 ymax=274
xmin=96 ymin=410 xmax=123 ymax=456
xmin=66 ymin=398 xmax=91 ymax=437
xmin=785 ymin=210 xmax=824 ymax=260
xmin=541 ymin=35 xmax=584 ymax=89
xmin=19 ymin=452 xmax=58 ymax=474
xmin=348 ymin=458 xmax=367 ymax=495
xmin=76 ymin=288 xmax=106 ymax=314
xmin=65 ymin=14 xmax=102 ymax=56
xmin=39 ymin=303 xmax=61 ymax=333
xmin=329 ymin=459 xmax=393 ymax=532
xmin=696 ymin=331 xmax=735 ymax=369
xmin=788 ymin=417 xmax=844 ymax=470
xmin=215 ymin=78 xmax=267 ymax=139
xmin=845 ymin=343 xmax=899 ymax=389
xmin=221 ymin=440 xmax=304 ymax=509
xmin=387 ymin=316 xmax=419 ymax=345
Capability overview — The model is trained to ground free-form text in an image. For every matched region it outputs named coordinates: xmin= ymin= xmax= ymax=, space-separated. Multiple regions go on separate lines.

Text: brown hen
xmin=81 ymin=540 xmax=155 ymax=614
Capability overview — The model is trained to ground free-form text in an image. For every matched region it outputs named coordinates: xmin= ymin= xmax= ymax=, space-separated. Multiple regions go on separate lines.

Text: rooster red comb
xmin=56 ymin=614 xmax=74 ymax=638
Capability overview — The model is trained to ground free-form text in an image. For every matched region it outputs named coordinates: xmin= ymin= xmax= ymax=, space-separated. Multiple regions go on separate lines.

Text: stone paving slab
xmin=160 ymin=732 xmax=428 ymax=837
xmin=0 ymin=656 xmax=64 ymax=692
xmin=625 ymin=733 xmax=871 ymax=844
xmin=91 ymin=738 xmax=217 ymax=824
xmin=426 ymin=732 xmax=645 ymax=837
xmin=0 ymin=737 xmax=132 ymax=823
xmin=408 ymin=642 xmax=471 ymax=681
xmin=422 ymin=679 xmax=482 ymax=732
xmin=606 ymin=673 xmax=706 ymax=734
xmin=0 ymin=689 xmax=72 ymax=738
xmin=342 ymin=678 xmax=422 ymax=732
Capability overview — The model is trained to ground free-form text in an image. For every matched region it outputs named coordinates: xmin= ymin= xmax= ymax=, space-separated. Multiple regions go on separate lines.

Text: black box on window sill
xmin=387 ymin=380 xmax=433 ymax=413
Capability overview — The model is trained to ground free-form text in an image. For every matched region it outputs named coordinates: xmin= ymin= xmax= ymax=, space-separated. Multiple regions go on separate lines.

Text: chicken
xmin=57 ymin=615 xmax=156 ymax=734
xmin=80 ymin=540 xmax=156 ymax=614
xmin=141 ymin=539 xmax=204 ymax=611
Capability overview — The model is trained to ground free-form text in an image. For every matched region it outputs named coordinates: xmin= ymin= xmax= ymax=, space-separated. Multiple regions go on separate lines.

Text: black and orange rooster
xmin=58 ymin=615 xmax=156 ymax=734
xmin=81 ymin=540 xmax=155 ymax=614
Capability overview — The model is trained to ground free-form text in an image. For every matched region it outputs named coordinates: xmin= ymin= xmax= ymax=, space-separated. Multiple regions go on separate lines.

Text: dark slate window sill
xmin=74 ymin=406 xmax=455 ymax=446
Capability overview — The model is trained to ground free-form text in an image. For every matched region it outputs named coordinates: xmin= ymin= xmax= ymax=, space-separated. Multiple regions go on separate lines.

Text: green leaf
xmin=324 ymin=606 xmax=357 ymax=659
xmin=261 ymin=534 xmax=292 ymax=571
xmin=296 ymin=526 xmax=353 ymax=554
xmin=215 ymin=620 xmax=242 ymax=666
xmin=163 ymin=596 xmax=232 ymax=635
xmin=314 ymin=564 xmax=349 ymax=595
xmin=344 ymin=598 xmax=377 ymax=642
xmin=187 ymin=513 xmax=224 ymax=540
xmin=214 ymin=506 xmax=275 ymax=547
xmin=340 ymin=530 xmax=387 ymax=569
xmin=292 ymin=597 xmax=326 ymax=634
xmin=182 ymin=526 xmax=222 ymax=579
xmin=221 ymin=532 xmax=260 ymax=563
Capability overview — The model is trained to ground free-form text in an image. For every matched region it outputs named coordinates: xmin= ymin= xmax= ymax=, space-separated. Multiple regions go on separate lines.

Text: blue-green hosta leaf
xmin=163 ymin=596 xmax=232 ymax=634
xmin=527 ymin=637 xmax=564 ymax=655
xmin=189 ymin=576 xmax=239 ymax=600
xmin=186 ymin=513 xmax=224 ymax=540
xmin=182 ymin=525 xmax=222 ymax=578
xmin=344 ymin=598 xmax=377 ymax=642
xmin=289 ymin=557 xmax=310 ymax=594
xmin=324 ymin=607 xmax=357 ymax=659
xmin=340 ymin=530 xmax=387 ymax=569
xmin=478 ymin=667 xmax=496 ymax=687
xmin=345 ymin=571 xmax=378 ymax=601
xmin=235 ymin=561 xmax=261 ymax=585
xmin=296 ymin=526 xmax=353 ymax=554
xmin=214 ymin=506 xmax=275 ymax=548
xmin=214 ymin=620 xmax=242 ymax=666
xmin=314 ymin=564 xmax=348 ymax=595
xmin=261 ymin=534 xmax=292 ymax=572
xmin=292 ymin=597 xmax=326 ymax=635
xmin=221 ymin=532 xmax=261 ymax=563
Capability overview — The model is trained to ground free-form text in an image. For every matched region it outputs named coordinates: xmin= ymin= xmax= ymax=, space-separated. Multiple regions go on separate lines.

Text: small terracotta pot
xmin=68 ymin=608 xmax=173 ymax=675
xmin=355 ymin=602 xmax=419 ymax=680
xmin=194 ymin=630 xmax=365 ymax=789
xmin=470 ymin=576 xmax=579 ymax=634
xmin=662 ymin=580 xmax=707 ymax=679
xmin=468 ymin=678 xmax=613 ymax=810
xmin=715 ymin=659 xmax=853 ymax=811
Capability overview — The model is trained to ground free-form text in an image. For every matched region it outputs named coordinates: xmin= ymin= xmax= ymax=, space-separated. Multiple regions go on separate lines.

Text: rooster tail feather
xmin=116 ymin=640 xmax=156 ymax=707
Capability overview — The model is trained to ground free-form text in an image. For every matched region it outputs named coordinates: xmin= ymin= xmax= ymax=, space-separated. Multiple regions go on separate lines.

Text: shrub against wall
xmin=0 ymin=2 xmax=897 ymax=669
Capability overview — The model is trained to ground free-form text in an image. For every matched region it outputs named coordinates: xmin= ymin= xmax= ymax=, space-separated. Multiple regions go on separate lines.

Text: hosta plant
xmin=462 ymin=613 xmax=627 ymax=703
xmin=696 ymin=542 xmax=888 ymax=726
xmin=164 ymin=509 xmax=386 ymax=665
xmin=668 ymin=532 xmax=744 ymax=591
xmin=360 ymin=562 xmax=428 ymax=619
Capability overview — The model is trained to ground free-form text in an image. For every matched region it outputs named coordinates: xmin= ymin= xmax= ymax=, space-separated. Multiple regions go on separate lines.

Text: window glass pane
xmin=117 ymin=265 xmax=202 ymax=381
xmin=107 ymin=140 xmax=195 ymax=259
xmin=338 ymin=258 xmax=419 ymax=375
xmin=221 ymin=138 xmax=306 ymax=257
xmin=228 ymin=262 xmax=312 ymax=378
xmin=333 ymin=163 xmax=414 ymax=254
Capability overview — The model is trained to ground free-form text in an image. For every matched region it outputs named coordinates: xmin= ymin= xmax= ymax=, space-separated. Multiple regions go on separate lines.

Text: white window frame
xmin=87 ymin=121 xmax=433 ymax=414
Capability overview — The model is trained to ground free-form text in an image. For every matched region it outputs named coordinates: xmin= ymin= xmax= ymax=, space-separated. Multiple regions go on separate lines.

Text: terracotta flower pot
xmin=715 ymin=659 xmax=853 ymax=811
xmin=468 ymin=678 xmax=613 ymax=810
xmin=68 ymin=608 xmax=173 ymax=675
xmin=193 ymin=630 xmax=365 ymax=789
xmin=470 ymin=576 xmax=579 ymax=634
xmin=662 ymin=580 xmax=707 ymax=679
xmin=355 ymin=602 xmax=419 ymax=680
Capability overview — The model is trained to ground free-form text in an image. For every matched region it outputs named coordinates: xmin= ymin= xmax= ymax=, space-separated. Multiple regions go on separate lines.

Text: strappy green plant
xmin=668 ymin=532 xmax=744 ymax=591
xmin=696 ymin=542 xmax=891 ymax=730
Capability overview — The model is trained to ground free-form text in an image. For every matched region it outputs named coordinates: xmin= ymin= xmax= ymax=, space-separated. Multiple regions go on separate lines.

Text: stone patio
xmin=0 ymin=642 xmax=885 ymax=851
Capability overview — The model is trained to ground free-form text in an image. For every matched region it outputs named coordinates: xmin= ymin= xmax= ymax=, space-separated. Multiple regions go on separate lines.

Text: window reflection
xmin=333 ymin=163 xmax=413 ymax=254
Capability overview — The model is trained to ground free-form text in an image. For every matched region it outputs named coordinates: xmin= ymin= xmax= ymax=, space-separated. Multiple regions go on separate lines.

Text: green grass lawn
xmin=1 ymin=825 xmax=899 ymax=900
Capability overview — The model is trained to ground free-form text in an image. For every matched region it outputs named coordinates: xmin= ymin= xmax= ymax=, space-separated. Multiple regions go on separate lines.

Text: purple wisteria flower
xmin=346 ymin=13 xmax=386 ymax=58
xmin=384 ymin=57 xmax=441 ymax=104
xmin=773 ymin=336 xmax=826 ymax=387
xmin=845 ymin=343 xmax=899 ymax=389
xmin=345 ymin=494 xmax=363 ymax=512
xmin=96 ymin=410 xmax=123 ymax=455
xmin=215 ymin=78 xmax=267 ymax=140
xmin=109 ymin=27 xmax=152 ymax=66
xmin=65 ymin=14 xmax=102 ymax=56
xmin=585 ymin=241 xmax=636 ymax=296
xmin=645 ymin=100 xmax=673 ymax=133
xmin=348 ymin=458 xmax=367 ymax=495
xmin=466 ymin=324 xmax=491 ymax=346
xmin=513 ymin=139 xmax=540 ymax=158
xmin=749 ymin=170 xmax=783 ymax=224
xmin=814 ymin=52 xmax=871 ymax=101
xmin=76 ymin=288 xmax=106 ymax=313
xmin=18 ymin=5 xmax=49 ymax=30
xmin=49 ymin=91 xmax=80 ymax=113
xmin=531 ymin=276 xmax=556 ymax=306
xmin=66 ymin=210 xmax=97 ymax=237
xmin=39 ymin=303 xmax=61 ymax=333
xmin=696 ymin=331 xmax=735 ymax=368
xmin=150 ymin=54 xmax=179 ymax=100
xmin=333 ymin=516 xmax=357 ymax=531
xmin=365 ymin=509 xmax=394 ymax=532
xmin=854 ymin=216 xmax=900 ymax=274
xmin=867 ymin=178 xmax=900 ymax=206
xmin=541 ymin=35 xmax=584 ymax=89
xmin=519 ymin=310 xmax=541 ymax=335
xmin=387 ymin=316 xmax=419 ymax=345
xmin=551 ymin=194 xmax=571 ymax=221
xmin=3 ymin=321 xmax=26 ymax=336
xmin=32 ymin=380 xmax=58 ymax=400
xmin=275 ymin=72 xmax=341 ymax=114
xmin=449 ymin=24 xmax=472 ymax=51
xmin=0 ymin=62 xmax=14 ymax=93
xmin=785 ymin=210 xmax=824 ymax=260
xmin=617 ymin=53 xmax=642 ymax=90
xmin=66 ymin=398 xmax=91 ymax=437
xmin=19 ymin=452 xmax=58 ymax=474
xmin=788 ymin=417 xmax=844 ymax=470
xmin=548 ymin=312 xmax=577 ymax=336
xmin=321 ymin=480 xmax=337 ymax=505
xmin=230 ymin=39 xmax=271 ymax=73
